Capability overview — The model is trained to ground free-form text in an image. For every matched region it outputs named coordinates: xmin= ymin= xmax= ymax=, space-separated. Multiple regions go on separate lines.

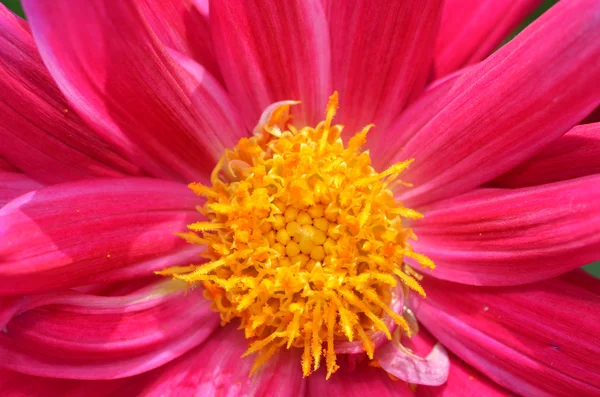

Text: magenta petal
xmin=329 ymin=0 xmax=442 ymax=139
xmin=0 ymin=369 xmax=134 ymax=397
xmin=0 ymin=5 xmax=143 ymax=184
xmin=412 ymin=175 xmax=600 ymax=286
xmin=308 ymin=360 xmax=413 ymax=397
xmin=0 ymin=281 xmax=219 ymax=379
xmin=393 ymin=0 xmax=600 ymax=207
xmin=22 ymin=1 xmax=242 ymax=182
xmin=493 ymin=123 xmax=600 ymax=188
xmin=140 ymin=0 xmax=222 ymax=82
xmin=210 ymin=0 xmax=331 ymax=130
xmin=0 ymin=172 xmax=43 ymax=207
xmin=0 ymin=178 xmax=200 ymax=295
xmin=376 ymin=336 xmax=449 ymax=386
xmin=133 ymin=323 xmax=306 ymax=396
xmin=410 ymin=271 xmax=600 ymax=397
xmin=434 ymin=0 xmax=542 ymax=78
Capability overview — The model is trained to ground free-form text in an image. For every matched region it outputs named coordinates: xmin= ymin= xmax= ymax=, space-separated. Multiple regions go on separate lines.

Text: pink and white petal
xmin=434 ymin=0 xmax=542 ymax=78
xmin=407 ymin=329 xmax=513 ymax=397
xmin=410 ymin=270 xmax=600 ymax=397
xmin=308 ymin=360 xmax=414 ymax=397
xmin=0 ymin=281 xmax=219 ymax=379
xmin=329 ymin=0 xmax=442 ymax=139
xmin=412 ymin=175 xmax=600 ymax=286
xmin=372 ymin=66 xmax=472 ymax=168
xmin=22 ymin=1 xmax=242 ymax=182
xmin=210 ymin=0 xmax=331 ymax=130
xmin=0 ymin=369 xmax=133 ymax=397
xmin=0 ymin=178 xmax=201 ymax=295
xmin=132 ymin=323 xmax=306 ymax=397
xmin=0 ymin=5 xmax=143 ymax=184
xmin=0 ymin=172 xmax=43 ymax=207
xmin=392 ymin=0 xmax=600 ymax=207
xmin=139 ymin=0 xmax=222 ymax=82
xmin=493 ymin=123 xmax=600 ymax=188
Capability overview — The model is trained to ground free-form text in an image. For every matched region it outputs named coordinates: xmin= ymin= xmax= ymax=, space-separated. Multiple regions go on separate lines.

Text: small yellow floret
xmin=159 ymin=92 xmax=433 ymax=379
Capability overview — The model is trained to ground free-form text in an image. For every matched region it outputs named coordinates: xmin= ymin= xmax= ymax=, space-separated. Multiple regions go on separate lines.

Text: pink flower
xmin=1 ymin=0 xmax=599 ymax=396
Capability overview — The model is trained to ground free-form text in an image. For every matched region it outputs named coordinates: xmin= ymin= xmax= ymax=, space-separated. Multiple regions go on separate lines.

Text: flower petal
xmin=412 ymin=175 xmax=600 ymax=286
xmin=392 ymin=0 xmax=600 ymax=207
xmin=308 ymin=359 xmax=413 ymax=397
xmin=139 ymin=0 xmax=222 ymax=82
xmin=0 ymin=5 xmax=143 ymax=184
xmin=0 ymin=172 xmax=43 ymax=207
xmin=22 ymin=1 xmax=242 ymax=182
xmin=411 ymin=330 xmax=513 ymax=397
xmin=372 ymin=66 xmax=471 ymax=168
xmin=329 ymin=0 xmax=442 ymax=139
xmin=0 ymin=369 xmax=131 ymax=397
xmin=376 ymin=334 xmax=449 ymax=386
xmin=210 ymin=0 xmax=331 ymax=130
xmin=434 ymin=0 xmax=542 ymax=78
xmin=493 ymin=123 xmax=600 ymax=188
xmin=0 ymin=280 xmax=218 ymax=379
xmin=131 ymin=323 xmax=306 ymax=396
xmin=0 ymin=178 xmax=200 ymax=295
xmin=410 ymin=270 xmax=600 ymax=397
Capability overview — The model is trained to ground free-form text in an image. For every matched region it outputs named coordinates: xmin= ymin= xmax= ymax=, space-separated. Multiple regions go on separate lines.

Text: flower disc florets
xmin=160 ymin=93 xmax=433 ymax=379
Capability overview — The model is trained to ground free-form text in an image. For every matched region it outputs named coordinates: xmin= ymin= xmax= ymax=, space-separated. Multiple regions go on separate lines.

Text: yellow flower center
xmin=159 ymin=93 xmax=433 ymax=379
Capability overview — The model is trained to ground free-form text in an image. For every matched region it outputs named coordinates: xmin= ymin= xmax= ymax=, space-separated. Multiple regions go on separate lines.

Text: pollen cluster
xmin=159 ymin=93 xmax=433 ymax=379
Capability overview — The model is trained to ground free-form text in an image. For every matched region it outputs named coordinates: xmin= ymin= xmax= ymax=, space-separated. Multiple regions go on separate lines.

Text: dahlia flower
xmin=1 ymin=0 xmax=599 ymax=396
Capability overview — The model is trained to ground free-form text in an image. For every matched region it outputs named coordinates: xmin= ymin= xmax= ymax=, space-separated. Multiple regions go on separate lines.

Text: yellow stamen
xmin=159 ymin=93 xmax=433 ymax=378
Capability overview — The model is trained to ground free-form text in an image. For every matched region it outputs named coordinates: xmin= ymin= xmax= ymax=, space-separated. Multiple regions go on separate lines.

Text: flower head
xmin=1 ymin=0 xmax=599 ymax=396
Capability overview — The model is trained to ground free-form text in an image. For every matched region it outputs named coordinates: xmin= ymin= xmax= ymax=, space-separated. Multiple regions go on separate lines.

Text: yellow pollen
xmin=159 ymin=92 xmax=433 ymax=379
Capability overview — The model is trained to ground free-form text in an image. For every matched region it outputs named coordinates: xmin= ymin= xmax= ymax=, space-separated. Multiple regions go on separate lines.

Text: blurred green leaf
xmin=1 ymin=0 xmax=24 ymax=17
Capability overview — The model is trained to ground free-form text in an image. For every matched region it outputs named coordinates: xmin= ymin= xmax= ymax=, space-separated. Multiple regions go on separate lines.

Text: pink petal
xmin=0 ymin=172 xmax=43 ymax=207
xmin=0 ymin=5 xmax=143 ymax=184
xmin=376 ymin=334 xmax=449 ymax=386
xmin=139 ymin=0 xmax=222 ymax=82
xmin=434 ymin=0 xmax=542 ymax=78
xmin=0 ymin=369 xmax=132 ymax=397
xmin=392 ymin=0 xmax=600 ymax=207
xmin=308 ymin=359 xmax=413 ymax=397
xmin=493 ymin=123 xmax=600 ymax=188
xmin=210 ymin=0 xmax=331 ymax=130
xmin=372 ymin=66 xmax=472 ymax=168
xmin=0 ymin=178 xmax=200 ymax=295
xmin=22 ymin=1 xmax=242 ymax=182
xmin=0 ymin=281 xmax=219 ymax=379
xmin=412 ymin=175 xmax=600 ymax=286
xmin=132 ymin=323 xmax=306 ymax=396
xmin=410 ymin=270 xmax=600 ymax=397
xmin=411 ymin=330 xmax=513 ymax=397
xmin=0 ymin=157 xmax=16 ymax=172
xmin=329 ymin=0 xmax=442 ymax=139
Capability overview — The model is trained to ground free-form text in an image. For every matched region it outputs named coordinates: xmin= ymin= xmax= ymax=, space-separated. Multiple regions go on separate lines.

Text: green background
xmin=2 ymin=0 xmax=598 ymax=277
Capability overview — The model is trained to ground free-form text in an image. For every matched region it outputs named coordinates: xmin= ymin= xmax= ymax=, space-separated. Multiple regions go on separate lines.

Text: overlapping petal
xmin=0 ymin=280 xmax=219 ymax=379
xmin=493 ymin=123 xmax=600 ymax=188
xmin=0 ymin=172 xmax=43 ymax=207
xmin=0 ymin=5 xmax=142 ymax=184
xmin=411 ymin=175 xmax=600 ymax=285
xmin=210 ymin=0 xmax=331 ymax=130
xmin=132 ymin=323 xmax=306 ymax=396
xmin=434 ymin=0 xmax=542 ymax=78
xmin=411 ymin=270 xmax=600 ymax=397
xmin=390 ymin=0 xmax=600 ymax=207
xmin=328 ymin=0 xmax=442 ymax=138
xmin=0 ymin=178 xmax=200 ymax=295
xmin=22 ymin=0 xmax=242 ymax=182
